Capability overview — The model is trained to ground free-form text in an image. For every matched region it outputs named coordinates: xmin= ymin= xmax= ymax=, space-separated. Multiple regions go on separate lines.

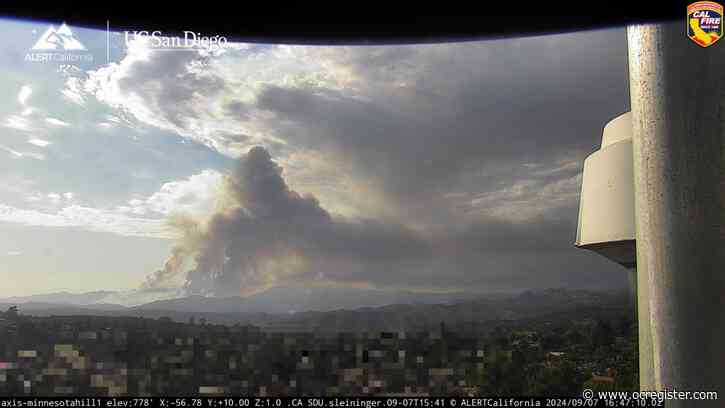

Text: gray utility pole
xmin=628 ymin=22 xmax=725 ymax=404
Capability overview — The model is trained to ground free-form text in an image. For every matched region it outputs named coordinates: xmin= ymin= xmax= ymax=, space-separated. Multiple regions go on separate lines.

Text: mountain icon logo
xmin=31 ymin=23 xmax=87 ymax=51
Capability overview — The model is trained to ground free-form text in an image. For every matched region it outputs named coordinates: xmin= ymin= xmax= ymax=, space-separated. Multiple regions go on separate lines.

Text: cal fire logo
xmin=687 ymin=1 xmax=723 ymax=47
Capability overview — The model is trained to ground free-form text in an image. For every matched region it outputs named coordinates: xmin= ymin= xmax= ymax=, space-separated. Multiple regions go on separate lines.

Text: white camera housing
xmin=575 ymin=112 xmax=636 ymax=268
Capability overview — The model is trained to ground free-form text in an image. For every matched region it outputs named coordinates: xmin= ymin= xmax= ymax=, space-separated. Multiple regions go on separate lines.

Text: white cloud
xmin=25 ymin=191 xmax=74 ymax=209
xmin=47 ymin=192 xmax=62 ymax=204
xmin=3 ymin=115 xmax=33 ymax=131
xmin=0 ymin=144 xmax=44 ymax=160
xmin=28 ymin=138 xmax=51 ymax=147
xmin=64 ymin=42 xmax=355 ymax=157
xmin=3 ymin=88 xmax=69 ymax=133
xmin=45 ymin=118 xmax=70 ymax=127
xmin=17 ymin=85 xmax=32 ymax=105
xmin=530 ymin=159 xmax=581 ymax=177
xmin=20 ymin=152 xmax=45 ymax=160
xmin=0 ymin=170 xmax=222 ymax=239
xmin=61 ymin=78 xmax=86 ymax=106
xmin=464 ymin=172 xmax=583 ymax=221
xmin=0 ymin=144 xmax=23 ymax=157
xmin=0 ymin=203 xmax=172 ymax=238
xmin=124 ymin=169 xmax=223 ymax=218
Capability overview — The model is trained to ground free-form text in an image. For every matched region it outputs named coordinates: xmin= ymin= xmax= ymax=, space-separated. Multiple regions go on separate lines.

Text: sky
xmin=0 ymin=18 xmax=632 ymax=300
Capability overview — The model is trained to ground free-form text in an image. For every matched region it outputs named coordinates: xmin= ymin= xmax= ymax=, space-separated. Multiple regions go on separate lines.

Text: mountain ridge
xmin=1 ymin=287 xmax=631 ymax=333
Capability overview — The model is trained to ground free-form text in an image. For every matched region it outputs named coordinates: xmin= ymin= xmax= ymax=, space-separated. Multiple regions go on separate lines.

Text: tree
xmin=483 ymin=349 xmax=527 ymax=395
xmin=530 ymin=360 xmax=582 ymax=396
xmin=615 ymin=315 xmax=634 ymax=337
xmin=5 ymin=305 xmax=19 ymax=320
xmin=541 ymin=332 xmax=564 ymax=350
xmin=593 ymin=320 xmax=615 ymax=349
xmin=564 ymin=327 xmax=585 ymax=345
xmin=492 ymin=327 xmax=509 ymax=348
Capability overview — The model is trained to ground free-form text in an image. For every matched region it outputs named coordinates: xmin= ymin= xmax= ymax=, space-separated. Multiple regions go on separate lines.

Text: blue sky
xmin=0 ymin=19 xmax=234 ymax=296
xmin=0 ymin=19 xmax=632 ymax=301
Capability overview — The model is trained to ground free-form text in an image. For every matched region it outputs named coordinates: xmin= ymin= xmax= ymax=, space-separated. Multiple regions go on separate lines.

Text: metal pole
xmin=626 ymin=266 xmax=655 ymax=392
xmin=628 ymin=22 xmax=725 ymax=404
xmin=631 ymin=265 xmax=655 ymax=391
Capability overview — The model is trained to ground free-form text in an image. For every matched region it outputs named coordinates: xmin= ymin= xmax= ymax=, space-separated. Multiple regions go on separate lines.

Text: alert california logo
xmin=687 ymin=1 xmax=723 ymax=47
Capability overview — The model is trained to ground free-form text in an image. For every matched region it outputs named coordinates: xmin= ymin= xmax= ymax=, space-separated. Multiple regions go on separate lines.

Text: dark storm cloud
xmin=254 ymin=29 xmax=630 ymax=218
xmin=243 ymin=29 xmax=631 ymax=290
xmin=224 ymin=100 xmax=251 ymax=120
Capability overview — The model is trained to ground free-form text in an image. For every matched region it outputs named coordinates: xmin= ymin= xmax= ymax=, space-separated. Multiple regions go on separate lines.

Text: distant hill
xmin=0 ymin=301 xmax=126 ymax=314
xmin=2 ymin=287 xmax=631 ymax=333
xmin=131 ymin=285 xmax=486 ymax=314
xmin=252 ymin=288 xmax=631 ymax=332
xmin=0 ymin=291 xmax=117 ymax=306
xmin=0 ymin=286 xmax=489 ymax=312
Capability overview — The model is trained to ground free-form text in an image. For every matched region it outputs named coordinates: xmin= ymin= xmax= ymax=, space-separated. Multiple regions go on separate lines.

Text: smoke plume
xmin=145 ymin=146 xmax=429 ymax=297
xmin=144 ymin=145 xmax=611 ymax=297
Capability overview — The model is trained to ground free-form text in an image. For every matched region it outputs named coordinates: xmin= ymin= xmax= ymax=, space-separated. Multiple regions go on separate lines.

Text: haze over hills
xmin=0 ymin=287 xmax=631 ymax=332
xmin=260 ymin=288 xmax=632 ymax=332
xmin=0 ymin=291 xmax=117 ymax=306
xmin=0 ymin=285 xmax=488 ymax=313
xmin=132 ymin=285 xmax=490 ymax=314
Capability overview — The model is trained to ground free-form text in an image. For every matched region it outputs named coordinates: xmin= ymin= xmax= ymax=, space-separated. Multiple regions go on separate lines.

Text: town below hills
xmin=0 ymin=287 xmax=638 ymax=396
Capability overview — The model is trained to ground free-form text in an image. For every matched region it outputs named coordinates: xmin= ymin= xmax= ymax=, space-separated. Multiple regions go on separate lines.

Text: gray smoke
xmin=142 ymin=216 xmax=202 ymax=290
xmin=146 ymin=146 xmax=624 ymax=297
xmin=147 ymin=146 xmax=428 ymax=297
